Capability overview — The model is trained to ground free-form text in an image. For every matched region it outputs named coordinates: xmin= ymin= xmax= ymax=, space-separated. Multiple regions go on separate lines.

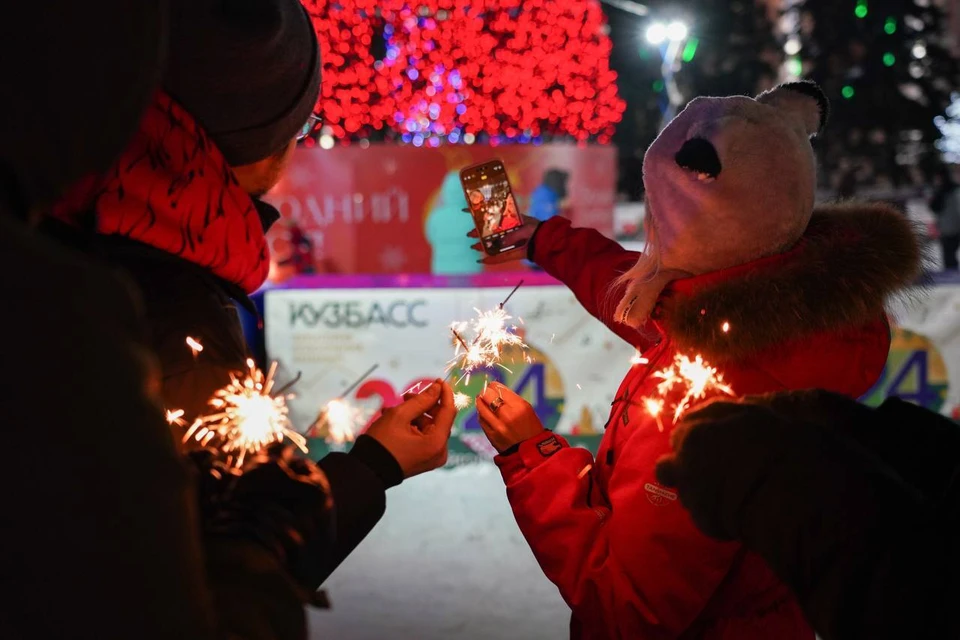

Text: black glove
xmin=184 ymin=448 xmax=237 ymax=527
xmin=203 ymin=445 xmax=336 ymax=593
xmin=654 ymin=398 xmax=820 ymax=540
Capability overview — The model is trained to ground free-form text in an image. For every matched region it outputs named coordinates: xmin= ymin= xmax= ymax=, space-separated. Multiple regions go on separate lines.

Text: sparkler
xmin=454 ymin=392 xmax=473 ymax=410
xmin=446 ymin=295 xmax=530 ymax=383
xmin=165 ymin=408 xmax=186 ymax=427
xmin=315 ymin=398 xmax=370 ymax=445
xmin=312 ymin=364 xmax=379 ymax=445
xmin=185 ymin=358 xmax=306 ymax=467
xmin=643 ymin=354 xmax=734 ymax=430
xmin=186 ymin=336 xmax=204 ymax=356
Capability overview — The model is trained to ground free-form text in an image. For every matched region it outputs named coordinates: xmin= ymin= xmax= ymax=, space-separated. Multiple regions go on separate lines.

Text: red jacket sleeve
xmin=496 ymin=430 xmax=742 ymax=638
xmin=530 ymin=216 xmax=653 ymax=349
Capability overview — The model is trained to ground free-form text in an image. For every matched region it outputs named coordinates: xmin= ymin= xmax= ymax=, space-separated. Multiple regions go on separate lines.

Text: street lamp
xmin=645 ymin=20 xmax=689 ymax=127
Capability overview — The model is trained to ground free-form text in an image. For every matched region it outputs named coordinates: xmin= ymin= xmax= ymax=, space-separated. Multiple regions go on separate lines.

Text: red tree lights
xmin=300 ymin=0 xmax=625 ymax=145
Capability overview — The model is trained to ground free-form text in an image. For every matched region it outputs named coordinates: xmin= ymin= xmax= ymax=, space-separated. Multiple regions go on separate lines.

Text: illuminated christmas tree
xmin=674 ymin=0 xmax=782 ymax=99
xmin=301 ymin=0 xmax=625 ymax=145
xmin=791 ymin=0 xmax=960 ymax=187
xmin=603 ymin=0 xmax=781 ymax=198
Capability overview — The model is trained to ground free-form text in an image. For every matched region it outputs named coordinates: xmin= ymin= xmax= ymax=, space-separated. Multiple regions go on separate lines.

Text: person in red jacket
xmin=470 ymin=82 xmax=922 ymax=639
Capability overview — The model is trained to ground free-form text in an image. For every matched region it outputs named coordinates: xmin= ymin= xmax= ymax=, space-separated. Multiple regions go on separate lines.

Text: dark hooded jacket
xmin=42 ymin=91 xmax=405 ymax=622
xmin=656 ymin=389 xmax=960 ymax=640
xmin=1 ymin=2 xmax=314 ymax=637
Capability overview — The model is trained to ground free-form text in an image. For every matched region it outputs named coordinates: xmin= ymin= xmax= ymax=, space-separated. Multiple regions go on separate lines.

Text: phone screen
xmin=460 ymin=160 xmax=525 ymax=255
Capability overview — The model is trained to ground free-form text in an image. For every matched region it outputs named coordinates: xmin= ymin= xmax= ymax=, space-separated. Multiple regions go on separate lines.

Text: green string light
xmin=884 ymin=17 xmax=897 ymax=34
xmin=681 ymin=38 xmax=699 ymax=63
xmin=855 ymin=0 xmax=868 ymax=18
xmin=883 ymin=52 xmax=896 ymax=66
xmin=787 ymin=56 xmax=803 ymax=77
xmin=653 ymin=79 xmax=665 ymax=92
xmin=842 ymin=85 xmax=855 ymax=99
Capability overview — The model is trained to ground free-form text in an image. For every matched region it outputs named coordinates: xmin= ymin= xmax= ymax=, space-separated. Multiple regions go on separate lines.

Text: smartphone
xmin=460 ymin=160 xmax=527 ymax=256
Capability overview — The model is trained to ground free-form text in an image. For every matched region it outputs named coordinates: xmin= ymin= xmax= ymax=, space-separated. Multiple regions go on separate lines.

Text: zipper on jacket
xmin=603 ymin=340 xmax=672 ymax=468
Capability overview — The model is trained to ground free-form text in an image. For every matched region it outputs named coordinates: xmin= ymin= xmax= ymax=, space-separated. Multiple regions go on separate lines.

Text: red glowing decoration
xmin=300 ymin=0 xmax=624 ymax=144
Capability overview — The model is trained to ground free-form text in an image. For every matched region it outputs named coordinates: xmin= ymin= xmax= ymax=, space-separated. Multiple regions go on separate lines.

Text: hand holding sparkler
xmin=476 ymin=382 xmax=547 ymax=453
xmin=365 ymin=380 xmax=456 ymax=478
xmin=205 ymin=445 xmax=337 ymax=591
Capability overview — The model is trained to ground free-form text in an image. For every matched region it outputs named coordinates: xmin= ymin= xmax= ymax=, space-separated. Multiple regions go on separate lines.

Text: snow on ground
xmin=309 ymin=464 xmax=569 ymax=639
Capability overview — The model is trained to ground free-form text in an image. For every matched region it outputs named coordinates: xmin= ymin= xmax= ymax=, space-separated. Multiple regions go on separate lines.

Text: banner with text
xmin=261 ymin=144 xmax=616 ymax=282
xmin=264 ymin=279 xmax=960 ymax=467
xmin=264 ymin=279 xmax=634 ymax=465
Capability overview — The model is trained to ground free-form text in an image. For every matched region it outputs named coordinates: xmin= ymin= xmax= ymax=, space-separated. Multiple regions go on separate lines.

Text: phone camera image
xmin=461 ymin=160 xmax=525 ymax=256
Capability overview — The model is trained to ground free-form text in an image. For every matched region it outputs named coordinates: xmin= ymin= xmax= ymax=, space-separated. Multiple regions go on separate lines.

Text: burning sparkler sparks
xmin=184 ymin=358 xmax=306 ymax=466
xmin=454 ymin=392 xmax=473 ymax=410
xmin=186 ymin=336 xmax=204 ymax=356
xmin=447 ymin=306 xmax=529 ymax=383
xmin=643 ymin=398 xmax=665 ymax=431
xmin=721 ymin=322 xmax=731 ymax=334
xmin=314 ymin=399 xmax=369 ymax=445
xmin=312 ymin=364 xmax=380 ymax=445
xmin=165 ymin=408 xmax=186 ymax=426
xmin=643 ymin=354 xmax=734 ymax=429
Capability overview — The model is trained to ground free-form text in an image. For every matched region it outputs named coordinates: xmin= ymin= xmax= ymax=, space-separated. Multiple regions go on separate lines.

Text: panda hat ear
xmin=757 ymin=81 xmax=830 ymax=138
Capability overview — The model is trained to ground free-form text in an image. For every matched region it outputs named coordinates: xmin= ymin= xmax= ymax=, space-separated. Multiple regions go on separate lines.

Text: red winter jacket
xmin=496 ymin=206 xmax=918 ymax=639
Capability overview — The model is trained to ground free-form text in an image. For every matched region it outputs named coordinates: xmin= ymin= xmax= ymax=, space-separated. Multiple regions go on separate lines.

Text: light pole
xmin=646 ymin=20 xmax=688 ymax=128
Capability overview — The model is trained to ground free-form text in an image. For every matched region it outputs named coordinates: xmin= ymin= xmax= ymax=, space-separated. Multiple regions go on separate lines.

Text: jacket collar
xmin=50 ymin=91 xmax=272 ymax=294
xmin=650 ymin=203 xmax=922 ymax=362
xmin=254 ymin=198 xmax=281 ymax=234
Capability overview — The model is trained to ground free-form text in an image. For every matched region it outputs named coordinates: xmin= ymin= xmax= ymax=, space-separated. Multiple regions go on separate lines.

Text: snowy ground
xmin=308 ymin=464 xmax=570 ymax=639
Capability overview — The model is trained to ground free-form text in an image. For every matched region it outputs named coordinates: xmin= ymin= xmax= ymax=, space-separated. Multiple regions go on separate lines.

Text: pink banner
xmin=263 ymin=143 xmax=616 ymax=281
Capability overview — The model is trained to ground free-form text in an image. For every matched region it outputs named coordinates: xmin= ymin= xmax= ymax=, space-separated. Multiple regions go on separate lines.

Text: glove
xmin=184 ymin=447 xmax=237 ymax=528
xmin=204 ymin=445 xmax=336 ymax=593
xmin=654 ymin=398 xmax=816 ymax=540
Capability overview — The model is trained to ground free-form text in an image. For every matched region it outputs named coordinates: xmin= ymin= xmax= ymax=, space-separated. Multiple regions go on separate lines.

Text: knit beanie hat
xmin=163 ymin=0 xmax=321 ymax=167
xmin=617 ymin=82 xmax=829 ymax=328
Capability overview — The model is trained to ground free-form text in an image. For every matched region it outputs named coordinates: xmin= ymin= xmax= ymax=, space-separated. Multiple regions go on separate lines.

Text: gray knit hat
xmin=163 ymin=0 xmax=321 ymax=166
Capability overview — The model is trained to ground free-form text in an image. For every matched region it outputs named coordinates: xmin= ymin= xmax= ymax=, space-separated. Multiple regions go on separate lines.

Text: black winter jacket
xmin=0 ymin=214 xmax=280 ymax=638
xmin=657 ymin=392 xmax=960 ymax=640
xmin=40 ymin=214 xmax=404 ymax=630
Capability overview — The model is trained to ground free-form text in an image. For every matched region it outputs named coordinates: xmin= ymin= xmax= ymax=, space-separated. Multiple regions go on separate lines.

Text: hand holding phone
xmin=460 ymin=160 xmax=538 ymax=262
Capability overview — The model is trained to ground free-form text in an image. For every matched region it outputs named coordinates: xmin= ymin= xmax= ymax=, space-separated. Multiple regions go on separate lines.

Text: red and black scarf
xmin=52 ymin=91 xmax=270 ymax=293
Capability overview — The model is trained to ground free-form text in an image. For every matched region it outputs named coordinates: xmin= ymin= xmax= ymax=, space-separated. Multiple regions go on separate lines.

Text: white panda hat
xmin=617 ymin=81 xmax=830 ymax=328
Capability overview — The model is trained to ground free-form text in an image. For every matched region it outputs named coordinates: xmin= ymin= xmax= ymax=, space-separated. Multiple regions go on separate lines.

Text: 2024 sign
xmin=861 ymin=330 xmax=948 ymax=411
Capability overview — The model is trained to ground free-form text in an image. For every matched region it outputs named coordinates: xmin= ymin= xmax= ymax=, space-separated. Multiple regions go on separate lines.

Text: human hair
xmin=604 ymin=202 xmax=662 ymax=320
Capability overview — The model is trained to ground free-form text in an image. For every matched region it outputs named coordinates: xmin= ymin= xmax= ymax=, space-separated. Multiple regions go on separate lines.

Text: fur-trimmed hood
xmin=654 ymin=203 xmax=923 ymax=362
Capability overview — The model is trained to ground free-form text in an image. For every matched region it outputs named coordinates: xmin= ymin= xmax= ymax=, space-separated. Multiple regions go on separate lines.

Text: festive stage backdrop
xmin=262 ymin=144 xmax=617 ymax=280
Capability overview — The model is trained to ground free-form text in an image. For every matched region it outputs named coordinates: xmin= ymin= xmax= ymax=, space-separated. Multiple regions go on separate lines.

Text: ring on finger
xmin=489 ymin=396 xmax=505 ymax=414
